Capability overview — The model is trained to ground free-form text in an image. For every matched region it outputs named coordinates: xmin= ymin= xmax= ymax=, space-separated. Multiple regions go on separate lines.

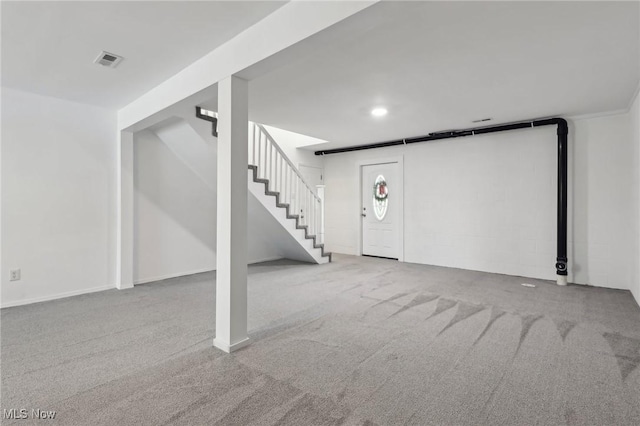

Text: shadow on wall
xmin=132 ymin=118 xmax=288 ymax=281
xmin=134 ymin=128 xmax=216 ymax=253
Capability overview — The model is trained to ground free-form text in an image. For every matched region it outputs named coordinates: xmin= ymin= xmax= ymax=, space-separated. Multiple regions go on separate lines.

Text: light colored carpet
xmin=2 ymin=254 xmax=639 ymax=425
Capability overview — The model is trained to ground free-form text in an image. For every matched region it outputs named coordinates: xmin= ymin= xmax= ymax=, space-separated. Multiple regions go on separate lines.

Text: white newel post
xmin=317 ymin=185 xmax=325 ymax=245
xmin=213 ymin=75 xmax=250 ymax=353
xmin=116 ymin=130 xmax=134 ymax=290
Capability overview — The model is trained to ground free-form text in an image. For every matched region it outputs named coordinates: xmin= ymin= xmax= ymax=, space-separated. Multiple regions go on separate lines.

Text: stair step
xmin=247 ymin=164 xmax=330 ymax=262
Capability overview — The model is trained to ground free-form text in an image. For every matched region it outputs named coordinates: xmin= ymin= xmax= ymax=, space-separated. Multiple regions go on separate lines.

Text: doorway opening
xmin=360 ymin=159 xmax=403 ymax=261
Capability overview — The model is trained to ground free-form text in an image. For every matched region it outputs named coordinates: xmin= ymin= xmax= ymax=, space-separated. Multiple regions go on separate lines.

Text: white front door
xmin=361 ymin=162 xmax=398 ymax=259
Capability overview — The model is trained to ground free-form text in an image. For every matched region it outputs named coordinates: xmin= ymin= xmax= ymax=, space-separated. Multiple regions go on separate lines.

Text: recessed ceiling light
xmin=371 ymin=107 xmax=388 ymax=117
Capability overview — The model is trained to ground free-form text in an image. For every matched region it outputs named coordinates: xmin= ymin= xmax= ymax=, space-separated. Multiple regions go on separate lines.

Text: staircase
xmin=197 ymin=108 xmax=331 ymax=264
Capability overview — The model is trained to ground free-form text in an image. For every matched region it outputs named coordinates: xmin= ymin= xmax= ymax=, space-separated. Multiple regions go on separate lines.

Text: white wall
xmin=572 ymin=113 xmax=635 ymax=289
xmin=132 ymin=117 xmax=289 ymax=284
xmin=1 ymin=88 xmax=117 ymax=307
xmin=629 ymin=89 xmax=640 ymax=303
xmin=263 ymin=125 xmax=324 ymax=170
xmin=324 ymin=113 xmax=637 ymax=290
xmin=134 ymin=129 xmax=216 ymax=283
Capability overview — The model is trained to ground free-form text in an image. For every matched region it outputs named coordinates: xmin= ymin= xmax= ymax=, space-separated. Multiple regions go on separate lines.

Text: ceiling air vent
xmin=472 ymin=118 xmax=492 ymax=123
xmin=94 ymin=51 xmax=123 ymax=68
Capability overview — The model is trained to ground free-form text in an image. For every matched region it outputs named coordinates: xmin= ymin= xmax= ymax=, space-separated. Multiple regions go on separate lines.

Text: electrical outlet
xmin=10 ymin=269 xmax=21 ymax=281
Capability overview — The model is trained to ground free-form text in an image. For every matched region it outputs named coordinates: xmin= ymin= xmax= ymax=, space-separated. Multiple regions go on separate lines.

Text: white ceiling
xmin=3 ymin=1 xmax=638 ymax=150
xmin=1 ymin=1 xmax=285 ymax=108
xmin=237 ymin=1 xmax=639 ymax=149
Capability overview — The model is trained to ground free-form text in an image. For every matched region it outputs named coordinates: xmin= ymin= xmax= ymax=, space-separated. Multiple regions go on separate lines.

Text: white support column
xmin=213 ymin=75 xmax=250 ymax=353
xmin=116 ymin=130 xmax=134 ymax=290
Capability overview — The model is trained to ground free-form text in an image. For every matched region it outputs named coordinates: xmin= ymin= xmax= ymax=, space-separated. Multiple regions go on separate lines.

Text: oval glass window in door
xmin=373 ymin=174 xmax=388 ymax=220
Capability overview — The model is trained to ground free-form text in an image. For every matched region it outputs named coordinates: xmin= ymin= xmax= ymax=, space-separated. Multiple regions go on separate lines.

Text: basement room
xmin=2 ymin=1 xmax=639 ymax=425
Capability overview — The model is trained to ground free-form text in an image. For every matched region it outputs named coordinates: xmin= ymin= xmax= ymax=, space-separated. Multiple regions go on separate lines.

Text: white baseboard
xmin=1 ymin=284 xmax=115 ymax=309
xmin=249 ymin=256 xmax=284 ymax=265
xmin=134 ymin=267 xmax=214 ymax=285
xmin=583 ymin=281 xmax=629 ymax=291
xmin=2 ymin=257 xmax=287 ymax=308
xmin=134 ymin=257 xmax=284 ymax=285
xmin=213 ymin=337 xmax=250 ymax=353
xmin=632 ymin=288 xmax=640 ymax=308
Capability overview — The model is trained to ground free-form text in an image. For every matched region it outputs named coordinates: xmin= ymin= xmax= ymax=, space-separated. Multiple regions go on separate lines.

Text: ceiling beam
xmin=117 ymin=0 xmax=378 ymax=132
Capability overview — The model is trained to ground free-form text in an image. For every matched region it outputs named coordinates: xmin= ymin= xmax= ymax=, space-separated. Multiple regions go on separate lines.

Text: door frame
xmin=356 ymin=156 xmax=404 ymax=262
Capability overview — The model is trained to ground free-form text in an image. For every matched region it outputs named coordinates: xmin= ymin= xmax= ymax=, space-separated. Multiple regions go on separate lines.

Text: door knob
xmin=361 ymin=213 xmax=367 ymax=217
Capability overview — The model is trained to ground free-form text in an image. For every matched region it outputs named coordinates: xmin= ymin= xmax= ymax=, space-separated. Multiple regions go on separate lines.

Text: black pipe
xmin=315 ymin=117 xmax=569 ymax=277
xmin=532 ymin=118 xmax=569 ymax=277
xmin=195 ymin=106 xmax=218 ymax=137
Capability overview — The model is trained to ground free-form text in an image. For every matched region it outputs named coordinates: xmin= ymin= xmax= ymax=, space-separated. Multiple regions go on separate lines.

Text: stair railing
xmin=249 ymin=123 xmax=322 ymax=239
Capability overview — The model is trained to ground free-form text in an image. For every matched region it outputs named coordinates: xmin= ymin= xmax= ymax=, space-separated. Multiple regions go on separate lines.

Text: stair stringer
xmin=248 ymin=166 xmax=331 ymax=264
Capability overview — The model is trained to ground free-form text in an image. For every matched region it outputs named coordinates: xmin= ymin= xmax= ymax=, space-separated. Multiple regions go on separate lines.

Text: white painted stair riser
xmin=247 ymin=168 xmax=330 ymax=264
